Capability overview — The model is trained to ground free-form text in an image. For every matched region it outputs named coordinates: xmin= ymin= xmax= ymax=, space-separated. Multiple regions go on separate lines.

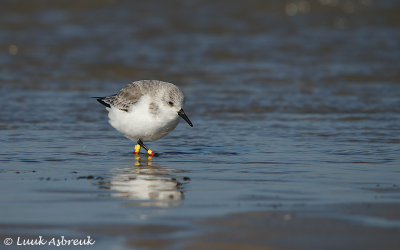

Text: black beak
xmin=178 ymin=109 xmax=193 ymax=127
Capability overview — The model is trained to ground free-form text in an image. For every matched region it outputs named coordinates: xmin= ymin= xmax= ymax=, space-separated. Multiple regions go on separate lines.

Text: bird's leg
xmin=137 ymin=139 xmax=155 ymax=156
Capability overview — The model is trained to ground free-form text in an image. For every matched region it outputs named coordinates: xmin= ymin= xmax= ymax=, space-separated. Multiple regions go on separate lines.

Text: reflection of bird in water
xmin=109 ymin=155 xmax=190 ymax=206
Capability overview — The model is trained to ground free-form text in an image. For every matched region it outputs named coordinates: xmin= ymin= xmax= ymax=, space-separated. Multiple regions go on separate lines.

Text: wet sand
xmin=187 ymin=203 xmax=400 ymax=250
xmin=2 ymin=203 xmax=399 ymax=249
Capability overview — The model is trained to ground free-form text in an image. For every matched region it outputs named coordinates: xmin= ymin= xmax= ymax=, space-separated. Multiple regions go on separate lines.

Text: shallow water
xmin=1 ymin=0 xmax=400 ymax=249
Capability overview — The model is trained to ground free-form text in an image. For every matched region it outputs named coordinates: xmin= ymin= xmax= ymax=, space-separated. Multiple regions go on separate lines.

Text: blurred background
xmin=1 ymin=0 xmax=400 ymax=249
xmin=1 ymin=0 xmax=400 ymax=119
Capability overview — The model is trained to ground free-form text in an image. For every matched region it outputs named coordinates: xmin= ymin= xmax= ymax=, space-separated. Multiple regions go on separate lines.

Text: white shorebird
xmin=94 ymin=80 xmax=193 ymax=156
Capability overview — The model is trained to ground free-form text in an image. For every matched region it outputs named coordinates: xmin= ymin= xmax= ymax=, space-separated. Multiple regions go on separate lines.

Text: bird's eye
xmin=168 ymin=101 xmax=174 ymax=106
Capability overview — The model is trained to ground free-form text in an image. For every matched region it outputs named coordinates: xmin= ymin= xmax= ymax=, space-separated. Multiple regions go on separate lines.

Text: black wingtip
xmin=92 ymin=97 xmax=111 ymax=108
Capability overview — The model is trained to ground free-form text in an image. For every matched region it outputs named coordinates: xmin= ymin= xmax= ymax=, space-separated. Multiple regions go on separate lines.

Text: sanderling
xmin=94 ymin=80 xmax=193 ymax=156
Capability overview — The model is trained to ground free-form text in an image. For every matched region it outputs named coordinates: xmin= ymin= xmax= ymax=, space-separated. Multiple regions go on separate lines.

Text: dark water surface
xmin=1 ymin=0 xmax=400 ymax=249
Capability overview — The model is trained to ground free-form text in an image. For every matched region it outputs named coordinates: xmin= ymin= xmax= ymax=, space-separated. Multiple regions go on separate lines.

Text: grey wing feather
xmin=96 ymin=82 xmax=145 ymax=112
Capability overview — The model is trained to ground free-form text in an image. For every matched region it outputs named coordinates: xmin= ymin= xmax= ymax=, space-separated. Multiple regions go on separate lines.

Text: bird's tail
xmin=92 ymin=96 xmax=111 ymax=108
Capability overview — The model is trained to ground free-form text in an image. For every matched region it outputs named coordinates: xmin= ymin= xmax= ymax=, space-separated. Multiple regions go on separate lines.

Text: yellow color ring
xmin=134 ymin=144 xmax=141 ymax=154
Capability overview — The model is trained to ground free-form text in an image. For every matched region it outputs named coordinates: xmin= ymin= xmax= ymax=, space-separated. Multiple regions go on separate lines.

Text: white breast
xmin=107 ymin=95 xmax=180 ymax=142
